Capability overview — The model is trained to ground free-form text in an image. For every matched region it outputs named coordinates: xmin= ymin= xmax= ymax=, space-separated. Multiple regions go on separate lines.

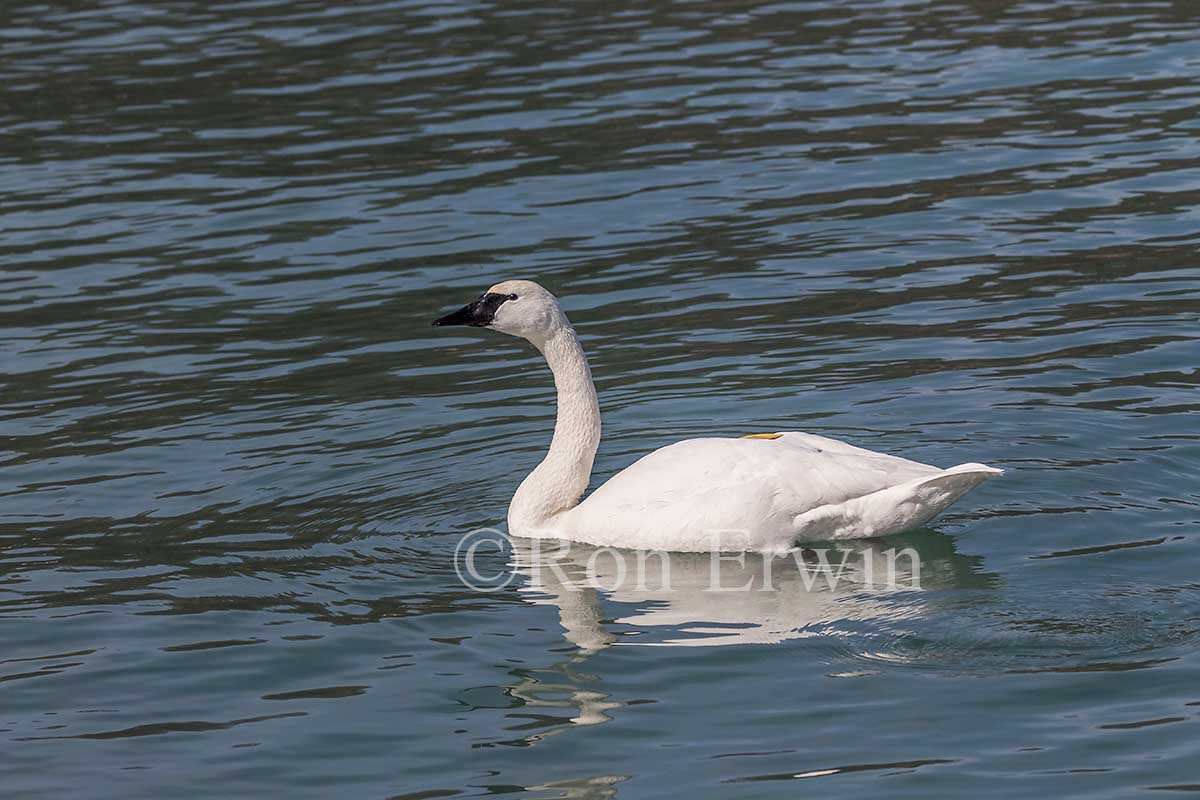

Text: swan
xmin=433 ymin=280 xmax=1001 ymax=552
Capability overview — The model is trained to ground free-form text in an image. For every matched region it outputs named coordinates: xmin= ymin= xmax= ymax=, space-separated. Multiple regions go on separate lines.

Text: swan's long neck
xmin=508 ymin=324 xmax=601 ymax=535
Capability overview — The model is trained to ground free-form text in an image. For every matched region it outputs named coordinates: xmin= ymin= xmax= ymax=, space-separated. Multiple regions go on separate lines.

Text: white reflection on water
xmin=509 ymin=532 xmax=989 ymax=650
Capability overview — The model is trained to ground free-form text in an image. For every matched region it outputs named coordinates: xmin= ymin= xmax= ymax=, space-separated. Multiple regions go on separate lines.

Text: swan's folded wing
xmin=770 ymin=431 xmax=940 ymax=496
xmin=566 ymin=434 xmax=945 ymax=549
xmin=793 ymin=462 xmax=1003 ymax=540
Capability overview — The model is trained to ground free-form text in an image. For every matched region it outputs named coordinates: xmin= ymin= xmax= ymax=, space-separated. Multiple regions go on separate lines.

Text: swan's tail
xmin=793 ymin=463 xmax=1004 ymax=542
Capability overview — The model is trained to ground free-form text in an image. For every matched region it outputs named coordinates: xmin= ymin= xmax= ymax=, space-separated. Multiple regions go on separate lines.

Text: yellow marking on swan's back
xmin=741 ymin=432 xmax=783 ymax=440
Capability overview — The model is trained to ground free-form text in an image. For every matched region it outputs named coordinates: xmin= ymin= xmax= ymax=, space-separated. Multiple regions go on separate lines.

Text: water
xmin=3 ymin=0 xmax=1199 ymax=796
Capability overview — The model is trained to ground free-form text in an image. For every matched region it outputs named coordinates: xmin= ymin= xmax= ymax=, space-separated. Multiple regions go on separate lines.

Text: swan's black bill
xmin=432 ymin=292 xmax=512 ymax=327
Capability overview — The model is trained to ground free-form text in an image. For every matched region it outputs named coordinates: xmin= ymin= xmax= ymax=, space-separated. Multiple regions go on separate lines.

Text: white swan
xmin=434 ymin=280 xmax=1001 ymax=552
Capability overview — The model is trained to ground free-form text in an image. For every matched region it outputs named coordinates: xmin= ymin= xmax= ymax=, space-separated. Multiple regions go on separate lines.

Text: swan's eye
xmin=508 ymin=293 xmax=518 ymax=301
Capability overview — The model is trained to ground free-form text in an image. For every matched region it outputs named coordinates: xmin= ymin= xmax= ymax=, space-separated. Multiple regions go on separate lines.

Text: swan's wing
xmin=767 ymin=431 xmax=940 ymax=488
xmin=566 ymin=433 xmax=944 ymax=550
xmin=793 ymin=462 xmax=1002 ymax=541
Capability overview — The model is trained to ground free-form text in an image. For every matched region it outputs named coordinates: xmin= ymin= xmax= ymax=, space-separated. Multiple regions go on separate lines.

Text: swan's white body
xmin=555 ymin=434 xmax=999 ymax=552
xmin=435 ymin=280 xmax=1001 ymax=552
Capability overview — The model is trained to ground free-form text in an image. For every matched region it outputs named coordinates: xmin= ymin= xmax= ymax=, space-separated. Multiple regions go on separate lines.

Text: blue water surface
xmin=2 ymin=1 xmax=1199 ymax=797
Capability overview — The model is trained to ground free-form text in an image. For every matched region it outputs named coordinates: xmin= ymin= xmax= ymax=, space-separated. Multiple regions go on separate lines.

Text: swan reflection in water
xmin=510 ymin=530 xmax=993 ymax=651
xmin=495 ymin=531 xmax=994 ymax=746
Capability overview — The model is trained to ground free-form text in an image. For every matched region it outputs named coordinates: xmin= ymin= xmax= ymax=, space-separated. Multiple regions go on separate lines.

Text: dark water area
xmin=2 ymin=0 xmax=1199 ymax=797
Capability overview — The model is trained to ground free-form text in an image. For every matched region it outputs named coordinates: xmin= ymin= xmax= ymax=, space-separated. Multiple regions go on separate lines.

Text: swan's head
xmin=432 ymin=280 xmax=566 ymax=343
